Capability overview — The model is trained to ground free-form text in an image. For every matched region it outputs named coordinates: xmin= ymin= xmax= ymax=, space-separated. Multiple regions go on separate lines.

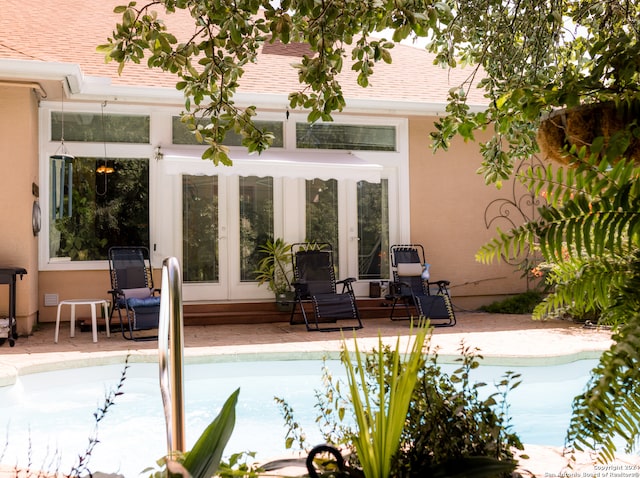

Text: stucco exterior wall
xmin=39 ymin=270 xmax=113 ymax=323
xmin=22 ymin=110 xmax=536 ymax=326
xmin=407 ymin=116 xmax=529 ymax=309
xmin=38 ymin=268 xmax=163 ymax=323
xmin=0 ymin=86 xmax=40 ymax=334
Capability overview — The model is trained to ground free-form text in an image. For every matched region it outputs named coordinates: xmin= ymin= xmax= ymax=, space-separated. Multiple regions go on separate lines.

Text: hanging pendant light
xmin=96 ymin=101 xmax=112 ymax=195
xmin=96 ymin=164 xmax=114 ymax=174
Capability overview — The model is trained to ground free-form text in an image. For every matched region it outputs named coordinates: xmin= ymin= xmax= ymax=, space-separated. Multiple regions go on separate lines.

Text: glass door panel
xmin=357 ymin=179 xmax=390 ymax=279
xmin=305 ymin=179 xmax=339 ymax=265
xmin=183 ymin=175 xmax=218 ymax=282
xmin=181 ymin=175 xmax=228 ymax=301
xmin=239 ymin=176 xmax=274 ymax=282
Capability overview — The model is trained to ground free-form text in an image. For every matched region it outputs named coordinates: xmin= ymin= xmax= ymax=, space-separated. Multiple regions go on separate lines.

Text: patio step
xmin=183 ymin=297 xmax=394 ymax=326
xmin=79 ymin=298 xmax=395 ymax=331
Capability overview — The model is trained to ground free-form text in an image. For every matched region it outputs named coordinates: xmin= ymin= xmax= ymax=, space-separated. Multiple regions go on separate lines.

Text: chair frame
xmin=388 ymin=244 xmax=456 ymax=327
xmin=108 ymin=246 xmax=160 ymax=341
xmin=289 ymin=243 xmax=363 ymax=332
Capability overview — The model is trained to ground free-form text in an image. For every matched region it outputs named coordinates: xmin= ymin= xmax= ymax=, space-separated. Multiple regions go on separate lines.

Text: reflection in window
xmin=49 ymin=157 xmax=149 ymax=261
xmin=239 ymin=176 xmax=274 ymax=281
xmin=172 ymin=117 xmax=284 ymax=148
xmin=358 ymin=179 xmax=389 ymax=279
xmin=306 ymin=179 xmax=339 ymax=259
xmin=51 ymin=112 xmax=150 ymax=143
xmin=183 ymin=176 xmax=218 ymax=282
xmin=296 ymin=123 xmax=396 ymax=151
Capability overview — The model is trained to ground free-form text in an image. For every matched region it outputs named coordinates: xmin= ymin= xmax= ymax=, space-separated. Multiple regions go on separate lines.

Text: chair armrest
xmin=430 ymin=280 xmax=450 ymax=287
xmin=336 ymin=277 xmax=356 ymax=285
xmin=336 ymin=277 xmax=356 ymax=294
xmin=292 ymin=281 xmax=309 ymax=296
xmin=386 ymin=281 xmax=406 ymax=298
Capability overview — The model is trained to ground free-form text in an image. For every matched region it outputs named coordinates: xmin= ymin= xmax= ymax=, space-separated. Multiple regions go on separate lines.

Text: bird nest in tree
xmin=537 ymin=101 xmax=640 ymax=164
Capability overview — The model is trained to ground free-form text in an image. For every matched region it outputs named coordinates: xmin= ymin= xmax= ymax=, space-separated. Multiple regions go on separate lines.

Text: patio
xmin=0 ymin=312 xmax=637 ymax=477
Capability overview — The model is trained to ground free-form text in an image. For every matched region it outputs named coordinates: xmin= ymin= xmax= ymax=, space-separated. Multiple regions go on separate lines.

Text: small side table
xmin=55 ymin=299 xmax=110 ymax=344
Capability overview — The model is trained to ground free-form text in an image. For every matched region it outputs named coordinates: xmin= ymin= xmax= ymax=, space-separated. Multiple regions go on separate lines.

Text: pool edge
xmin=0 ymin=346 xmax=606 ymax=387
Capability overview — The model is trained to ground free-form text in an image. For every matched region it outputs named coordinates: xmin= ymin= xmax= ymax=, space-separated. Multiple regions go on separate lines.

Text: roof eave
xmin=0 ymin=59 xmax=487 ymax=115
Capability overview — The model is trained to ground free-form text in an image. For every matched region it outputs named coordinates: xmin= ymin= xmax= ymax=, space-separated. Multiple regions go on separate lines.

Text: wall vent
xmin=44 ymin=293 xmax=59 ymax=307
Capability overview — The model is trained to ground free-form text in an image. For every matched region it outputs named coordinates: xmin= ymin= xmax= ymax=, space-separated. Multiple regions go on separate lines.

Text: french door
xmin=181 ymin=175 xmax=276 ymax=301
xmin=179 ymin=174 xmax=390 ymax=301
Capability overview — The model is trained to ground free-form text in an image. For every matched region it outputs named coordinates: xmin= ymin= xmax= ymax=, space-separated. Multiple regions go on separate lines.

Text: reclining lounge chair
xmin=388 ymin=244 xmax=456 ymax=327
xmin=108 ymin=246 xmax=161 ymax=340
xmin=289 ymin=243 xmax=363 ymax=332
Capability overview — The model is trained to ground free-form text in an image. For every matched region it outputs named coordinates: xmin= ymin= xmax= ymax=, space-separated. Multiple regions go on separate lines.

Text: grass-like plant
xmin=341 ymin=324 xmax=428 ymax=478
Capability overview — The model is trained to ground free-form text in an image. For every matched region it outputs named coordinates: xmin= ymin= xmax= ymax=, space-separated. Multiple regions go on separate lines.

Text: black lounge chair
xmin=388 ymin=244 xmax=456 ymax=327
xmin=289 ymin=243 xmax=363 ymax=332
xmin=108 ymin=246 xmax=161 ymax=340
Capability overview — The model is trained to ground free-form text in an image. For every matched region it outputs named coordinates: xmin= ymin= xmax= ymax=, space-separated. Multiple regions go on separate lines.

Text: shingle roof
xmin=0 ymin=0 xmax=487 ymax=106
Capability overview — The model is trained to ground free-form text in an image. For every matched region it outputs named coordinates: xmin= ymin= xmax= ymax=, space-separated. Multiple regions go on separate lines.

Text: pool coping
xmin=0 ymin=343 xmax=608 ymax=388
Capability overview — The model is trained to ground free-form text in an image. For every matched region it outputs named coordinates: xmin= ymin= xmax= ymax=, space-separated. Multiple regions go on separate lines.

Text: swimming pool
xmin=0 ymin=357 xmax=598 ymax=477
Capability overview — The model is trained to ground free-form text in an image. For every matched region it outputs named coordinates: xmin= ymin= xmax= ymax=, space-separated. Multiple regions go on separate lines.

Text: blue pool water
xmin=0 ymin=358 xmax=598 ymax=477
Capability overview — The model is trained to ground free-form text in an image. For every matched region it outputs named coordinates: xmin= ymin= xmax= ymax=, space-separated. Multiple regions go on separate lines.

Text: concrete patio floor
xmin=0 ymin=312 xmax=638 ymax=477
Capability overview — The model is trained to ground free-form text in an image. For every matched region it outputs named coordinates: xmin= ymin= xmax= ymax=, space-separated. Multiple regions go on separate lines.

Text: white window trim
xmin=39 ymin=103 xmax=410 ymax=280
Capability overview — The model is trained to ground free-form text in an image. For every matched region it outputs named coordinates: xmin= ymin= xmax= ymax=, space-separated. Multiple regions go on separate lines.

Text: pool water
xmin=0 ymin=358 xmax=598 ymax=477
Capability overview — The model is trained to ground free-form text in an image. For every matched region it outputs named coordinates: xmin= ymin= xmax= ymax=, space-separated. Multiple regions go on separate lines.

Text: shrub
xmin=394 ymin=343 xmax=523 ymax=477
xmin=479 ymin=290 xmax=544 ymax=314
xmin=275 ymin=334 xmax=522 ymax=477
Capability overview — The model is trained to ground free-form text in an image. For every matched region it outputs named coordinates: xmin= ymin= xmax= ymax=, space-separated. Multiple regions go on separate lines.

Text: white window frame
xmin=39 ymin=104 xmax=410 ymax=291
xmin=39 ymin=101 xmax=163 ymax=271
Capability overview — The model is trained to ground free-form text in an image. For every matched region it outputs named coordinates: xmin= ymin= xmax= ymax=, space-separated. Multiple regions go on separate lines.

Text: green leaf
xmin=182 ymin=388 xmax=239 ymax=478
xmin=495 ymin=92 xmax=511 ymax=110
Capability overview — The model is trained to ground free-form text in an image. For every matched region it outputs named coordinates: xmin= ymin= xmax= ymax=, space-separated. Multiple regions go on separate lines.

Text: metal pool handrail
xmin=158 ymin=256 xmax=186 ymax=456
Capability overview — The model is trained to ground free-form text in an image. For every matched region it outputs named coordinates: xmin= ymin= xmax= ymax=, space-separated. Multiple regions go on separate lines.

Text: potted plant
xmin=537 ymin=100 xmax=640 ymax=164
xmin=255 ymin=238 xmax=295 ymax=312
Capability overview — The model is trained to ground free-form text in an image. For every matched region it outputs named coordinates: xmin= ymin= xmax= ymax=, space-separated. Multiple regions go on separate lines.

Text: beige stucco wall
xmin=37 ymin=268 xmax=163 ymax=323
xmin=0 ymin=98 xmax=534 ymax=330
xmin=0 ymin=86 xmax=40 ymax=334
xmin=407 ymin=116 xmax=529 ymax=309
xmin=38 ymin=270 xmax=113 ymax=323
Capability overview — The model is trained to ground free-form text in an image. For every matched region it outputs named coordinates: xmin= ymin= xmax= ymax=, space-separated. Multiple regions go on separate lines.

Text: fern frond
xmin=534 ymin=191 xmax=640 ymax=261
xmin=475 ymin=225 xmax=537 ymax=264
xmin=566 ymin=313 xmax=640 ymax=462
xmin=532 ymin=254 xmax=630 ymax=320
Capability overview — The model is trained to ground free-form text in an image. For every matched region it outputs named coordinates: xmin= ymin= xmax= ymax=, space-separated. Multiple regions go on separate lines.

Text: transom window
xmin=51 ymin=112 xmax=150 ymax=143
xmin=296 ymin=123 xmax=396 ymax=151
xmin=172 ymin=117 xmax=284 ymax=148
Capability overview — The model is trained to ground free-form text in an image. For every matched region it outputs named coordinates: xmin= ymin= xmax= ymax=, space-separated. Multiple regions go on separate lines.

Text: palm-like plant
xmin=255 ymin=238 xmax=293 ymax=295
xmin=477 ymin=151 xmax=640 ymax=462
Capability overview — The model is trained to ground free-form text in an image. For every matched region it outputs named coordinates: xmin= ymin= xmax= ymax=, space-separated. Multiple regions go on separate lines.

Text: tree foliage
xmin=101 ymin=1 xmax=640 ymax=180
